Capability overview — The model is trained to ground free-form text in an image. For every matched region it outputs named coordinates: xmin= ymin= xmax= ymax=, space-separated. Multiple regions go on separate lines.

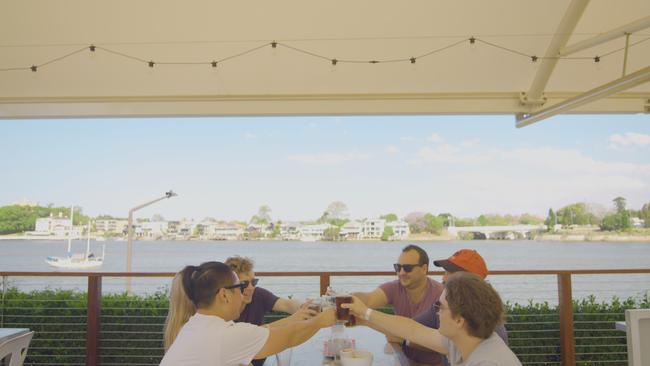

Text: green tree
xmin=424 ymin=213 xmax=444 ymax=234
xmin=557 ymin=203 xmax=596 ymax=226
xmin=318 ymin=202 xmax=350 ymax=227
xmin=381 ymin=225 xmax=394 ymax=241
xmin=613 ymin=197 xmax=627 ymax=213
xmin=640 ymin=203 xmax=650 ymax=228
xmin=322 ymin=227 xmax=340 ymax=241
xmin=380 ymin=213 xmax=398 ymax=222
xmin=0 ymin=204 xmax=91 ymax=235
xmin=600 ymin=198 xmax=632 ymax=231
xmin=250 ymin=205 xmax=272 ymax=225
xmin=545 ymin=209 xmax=557 ymax=232
xmin=437 ymin=213 xmax=454 ymax=227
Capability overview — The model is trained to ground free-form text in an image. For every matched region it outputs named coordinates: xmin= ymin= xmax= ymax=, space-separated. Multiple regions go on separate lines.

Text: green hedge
xmin=1 ymin=288 xmax=648 ymax=366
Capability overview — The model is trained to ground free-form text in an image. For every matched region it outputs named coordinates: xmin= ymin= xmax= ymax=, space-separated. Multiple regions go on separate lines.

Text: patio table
xmin=289 ymin=325 xmax=415 ymax=366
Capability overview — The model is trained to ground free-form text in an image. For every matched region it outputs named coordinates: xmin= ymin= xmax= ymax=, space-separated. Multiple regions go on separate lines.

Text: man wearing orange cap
xmin=405 ymin=249 xmax=508 ymax=365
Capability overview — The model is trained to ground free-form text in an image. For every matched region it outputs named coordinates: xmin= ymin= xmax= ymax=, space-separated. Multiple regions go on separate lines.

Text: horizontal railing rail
xmin=2 ymin=269 xmax=649 ymax=366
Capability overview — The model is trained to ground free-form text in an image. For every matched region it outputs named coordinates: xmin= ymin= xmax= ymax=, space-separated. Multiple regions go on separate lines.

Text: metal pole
xmin=126 ymin=191 xmax=177 ymax=293
xmin=622 ymin=33 xmax=630 ymax=77
xmin=86 ymin=275 xmax=102 ymax=366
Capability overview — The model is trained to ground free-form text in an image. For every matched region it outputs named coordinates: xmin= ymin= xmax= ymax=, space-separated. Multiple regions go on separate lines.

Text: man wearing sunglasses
xmin=226 ymin=256 xmax=316 ymax=366
xmin=352 ymin=245 xmax=444 ymax=366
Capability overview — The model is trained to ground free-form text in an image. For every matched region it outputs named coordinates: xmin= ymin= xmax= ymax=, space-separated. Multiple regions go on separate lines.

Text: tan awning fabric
xmin=1 ymin=0 xmax=649 ymax=120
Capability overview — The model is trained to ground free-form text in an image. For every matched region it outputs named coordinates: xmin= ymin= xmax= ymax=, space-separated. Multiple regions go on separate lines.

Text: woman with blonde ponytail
xmin=163 ymin=272 xmax=196 ymax=350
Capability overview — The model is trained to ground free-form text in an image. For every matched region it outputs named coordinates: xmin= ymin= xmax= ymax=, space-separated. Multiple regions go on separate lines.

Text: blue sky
xmin=1 ymin=114 xmax=649 ymax=221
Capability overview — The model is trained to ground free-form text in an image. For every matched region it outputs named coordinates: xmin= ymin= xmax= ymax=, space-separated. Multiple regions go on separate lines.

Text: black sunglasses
xmin=241 ymin=278 xmax=259 ymax=288
xmin=223 ymin=282 xmax=247 ymax=294
xmin=393 ymin=263 xmax=424 ymax=273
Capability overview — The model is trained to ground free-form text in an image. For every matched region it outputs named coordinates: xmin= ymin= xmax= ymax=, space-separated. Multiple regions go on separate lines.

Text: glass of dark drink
xmin=335 ymin=295 xmax=356 ymax=327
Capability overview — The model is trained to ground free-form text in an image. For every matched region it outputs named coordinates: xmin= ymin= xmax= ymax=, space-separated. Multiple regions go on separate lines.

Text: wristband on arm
xmin=364 ymin=308 xmax=373 ymax=321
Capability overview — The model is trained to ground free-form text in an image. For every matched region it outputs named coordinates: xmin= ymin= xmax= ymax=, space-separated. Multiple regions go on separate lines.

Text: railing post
xmin=557 ymin=273 xmax=575 ymax=366
xmin=87 ymin=275 xmax=102 ymax=366
xmin=319 ymin=273 xmax=330 ymax=296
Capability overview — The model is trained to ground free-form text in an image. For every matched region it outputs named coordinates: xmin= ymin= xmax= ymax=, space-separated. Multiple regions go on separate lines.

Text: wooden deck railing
xmin=2 ymin=268 xmax=650 ymax=366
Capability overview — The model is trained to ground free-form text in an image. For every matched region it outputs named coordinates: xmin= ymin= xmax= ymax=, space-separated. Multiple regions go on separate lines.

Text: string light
xmin=1 ymin=35 xmax=648 ymax=73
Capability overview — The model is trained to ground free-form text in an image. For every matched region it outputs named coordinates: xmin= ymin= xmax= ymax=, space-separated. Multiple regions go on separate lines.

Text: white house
xmin=205 ymin=223 xmax=245 ymax=240
xmin=387 ymin=220 xmax=410 ymax=239
xmin=141 ymin=221 xmax=169 ymax=239
xmin=280 ymin=222 xmax=301 ymax=240
xmin=33 ymin=213 xmax=80 ymax=237
xmin=340 ymin=221 xmax=362 ymax=239
xmin=95 ymin=219 xmax=128 ymax=235
xmin=298 ymin=223 xmax=332 ymax=240
xmin=361 ymin=219 xmax=386 ymax=239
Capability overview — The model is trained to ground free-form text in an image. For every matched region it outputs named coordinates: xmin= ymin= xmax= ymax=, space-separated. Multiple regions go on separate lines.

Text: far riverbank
xmin=2 ymin=233 xmax=650 ymax=242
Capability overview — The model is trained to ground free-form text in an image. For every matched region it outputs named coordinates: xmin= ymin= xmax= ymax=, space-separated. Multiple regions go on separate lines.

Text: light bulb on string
xmin=530 ymin=55 xmax=539 ymax=71
xmin=330 ymin=58 xmax=338 ymax=73
xmin=270 ymin=41 xmax=277 ymax=57
xmin=210 ymin=60 xmax=219 ymax=76
xmin=468 ymin=36 xmax=477 ymax=56
xmin=146 ymin=60 xmax=155 ymax=76
xmin=593 ymin=55 xmax=601 ymax=72
xmin=409 ymin=57 xmax=417 ymax=72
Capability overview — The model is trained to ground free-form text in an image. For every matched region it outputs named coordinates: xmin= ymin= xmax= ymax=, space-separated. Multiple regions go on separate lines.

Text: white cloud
xmin=426 ymin=133 xmax=443 ymax=143
xmin=400 ymin=136 xmax=416 ymax=142
xmin=409 ymin=144 xmax=490 ymax=165
xmin=386 ymin=145 xmax=400 ymax=154
xmin=460 ymin=138 xmax=480 ymax=148
xmin=608 ymin=132 xmax=650 ymax=149
xmin=244 ymin=133 xmax=257 ymax=140
xmin=287 ymin=152 xmax=371 ymax=165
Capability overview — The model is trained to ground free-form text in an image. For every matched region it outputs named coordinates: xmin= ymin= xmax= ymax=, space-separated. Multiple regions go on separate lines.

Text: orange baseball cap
xmin=433 ymin=249 xmax=488 ymax=278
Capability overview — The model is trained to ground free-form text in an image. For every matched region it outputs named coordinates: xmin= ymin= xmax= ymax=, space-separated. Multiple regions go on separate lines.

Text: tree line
xmin=545 ymin=197 xmax=650 ymax=232
xmin=2 ymin=197 xmax=648 ymax=236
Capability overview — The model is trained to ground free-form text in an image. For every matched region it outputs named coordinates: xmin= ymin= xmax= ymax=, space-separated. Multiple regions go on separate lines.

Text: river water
xmin=1 ymin=239 xmax=649 ymax=304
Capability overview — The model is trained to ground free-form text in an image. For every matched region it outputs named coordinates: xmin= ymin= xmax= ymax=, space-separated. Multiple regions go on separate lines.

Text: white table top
xmin=289 ymin=325 xmax=413 ymax=366
xmin=0 ymin=328 xmax=30 ymax=344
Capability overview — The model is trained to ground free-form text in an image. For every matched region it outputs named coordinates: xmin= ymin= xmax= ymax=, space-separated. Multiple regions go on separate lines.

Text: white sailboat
xmin=45 ymin=206 xmax=105 ymax=269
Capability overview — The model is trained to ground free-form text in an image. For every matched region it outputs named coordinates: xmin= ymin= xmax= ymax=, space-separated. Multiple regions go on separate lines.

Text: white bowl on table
xmin=339 ymin=349 xmax=373 ymax=366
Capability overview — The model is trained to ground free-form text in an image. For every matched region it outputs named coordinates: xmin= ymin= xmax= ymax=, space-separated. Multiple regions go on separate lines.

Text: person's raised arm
xmin=351 ymin=287 xmax=388 ymax=309
xmin=272 ymin=297 xmax=302 ymax=314
xmin=254 ymin=307 xmax=336 ymax=359
xmin=266 ymin=301 xmax=318 ymax=328
xmin=343 ymin=296 xmax=447 ymax=355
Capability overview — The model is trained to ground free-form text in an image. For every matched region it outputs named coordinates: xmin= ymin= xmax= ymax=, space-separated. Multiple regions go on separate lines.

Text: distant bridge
xmin=447 ymin=225 xmax=547 ymax=239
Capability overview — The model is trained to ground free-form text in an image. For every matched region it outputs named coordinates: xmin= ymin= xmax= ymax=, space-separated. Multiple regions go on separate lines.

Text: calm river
xmin=1 ymin=239 xmax=648 ymax=304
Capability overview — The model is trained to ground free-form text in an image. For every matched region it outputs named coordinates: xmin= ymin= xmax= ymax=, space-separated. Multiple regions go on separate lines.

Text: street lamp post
xmin=126 ymin=190 xmax=178 ymax=293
